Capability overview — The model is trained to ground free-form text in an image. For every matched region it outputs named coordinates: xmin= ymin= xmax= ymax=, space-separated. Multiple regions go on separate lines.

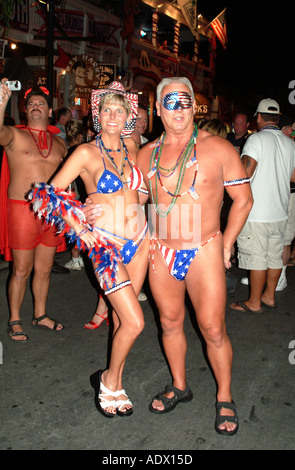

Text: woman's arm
xmin=51 ymin=143 xmax=90 ymax=190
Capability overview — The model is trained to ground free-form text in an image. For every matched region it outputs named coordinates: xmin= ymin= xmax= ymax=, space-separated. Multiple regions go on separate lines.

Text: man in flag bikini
xmin=0 ymin=80 xmax=67 ymax=341
xmin=137 ymin=77 xmax=253 ymax=435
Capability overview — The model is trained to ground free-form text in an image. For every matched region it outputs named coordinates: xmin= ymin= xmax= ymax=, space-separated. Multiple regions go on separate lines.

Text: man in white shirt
xmin=230 ymin=99 xmax=295 ymax=313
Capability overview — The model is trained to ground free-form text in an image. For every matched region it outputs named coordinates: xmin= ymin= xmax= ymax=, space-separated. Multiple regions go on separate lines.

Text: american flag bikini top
xmin=89 ymin=136 xmax=144 ymax=195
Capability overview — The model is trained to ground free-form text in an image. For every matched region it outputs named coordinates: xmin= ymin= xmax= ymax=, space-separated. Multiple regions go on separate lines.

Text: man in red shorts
xmin=0 ymin=79 xmax=67 ymax=341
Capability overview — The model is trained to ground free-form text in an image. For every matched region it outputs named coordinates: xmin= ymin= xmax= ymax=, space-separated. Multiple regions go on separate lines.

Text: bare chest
xmin=7 ymin=132 xmax=63 ymax=185
xmin=148 ymin=142 xmax=222 ymax=202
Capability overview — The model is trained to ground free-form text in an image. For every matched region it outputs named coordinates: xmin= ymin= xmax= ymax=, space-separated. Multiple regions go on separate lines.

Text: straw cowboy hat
xmin=91 ymin=81 xmax=138 ymax=136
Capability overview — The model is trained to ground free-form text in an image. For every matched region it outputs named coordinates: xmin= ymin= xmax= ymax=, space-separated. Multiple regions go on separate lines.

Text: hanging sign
xmin=65 ymin=55 xmax=116 ymax=98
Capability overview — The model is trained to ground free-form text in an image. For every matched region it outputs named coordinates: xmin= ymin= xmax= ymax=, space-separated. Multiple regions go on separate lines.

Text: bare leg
xmin=234 ymin=268 xmax=281 ymax=310
xmin=262 ymin=268 xmax=281 ymax=306
xmin=148 ymin=245 xmax=187 ymax=411
xmin=101 ymin=284 xmax=145 ymax=412
xmin=96 ymin=238 xmax=149 ymax=414
xmin=231 ymin=270 xmax=267 ymax=312
xmin=248 ymin=270 xmax=267 ymax=310
xmin=149 ymin=237 xmax=237 ymax=433
xmin=84 ymin=292 xmax=109 ymax=329
xmin=8 ymin=249 xmax=34 ymax=340
xmin=186 ymin=242 xmax=237 ymax=433
xmin=71 ymin=247 xmax=80 ymax=259
xmin=32 ymin=244 xmax=63 ymax=330
xmin=187 ymin=267 xmax=231 ymax=402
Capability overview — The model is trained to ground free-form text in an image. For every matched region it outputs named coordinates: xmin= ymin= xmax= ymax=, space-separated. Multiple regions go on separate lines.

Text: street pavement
xmin=0 ymin=251 xmax=295 ymax=453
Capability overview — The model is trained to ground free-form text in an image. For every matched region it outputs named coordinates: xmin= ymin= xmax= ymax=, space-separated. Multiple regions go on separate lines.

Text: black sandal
xmin=7 ymin=321 xmax=29 ymax=342
xmin=32 ymin=314 xmax=64 ymax=331
xmin=215 ymin=401 xmax=239 ymax=435
xmin=149 ymin=384 xmax=193 ymax=414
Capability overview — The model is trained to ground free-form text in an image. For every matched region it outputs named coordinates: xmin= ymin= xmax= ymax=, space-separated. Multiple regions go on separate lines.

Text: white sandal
xmin=92 ymin=370 xmax=116 ymax=418
xmin=115 ymin=389 xmax=133 ymax=416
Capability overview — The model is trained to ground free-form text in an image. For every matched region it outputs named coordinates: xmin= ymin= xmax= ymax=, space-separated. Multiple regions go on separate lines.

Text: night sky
xmin=198 ymin=0 xmax=295 ymax=118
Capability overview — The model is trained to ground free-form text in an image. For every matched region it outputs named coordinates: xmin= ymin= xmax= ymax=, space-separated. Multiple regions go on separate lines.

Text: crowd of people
xmin=1 ymin=75 xmax=295 ymax=437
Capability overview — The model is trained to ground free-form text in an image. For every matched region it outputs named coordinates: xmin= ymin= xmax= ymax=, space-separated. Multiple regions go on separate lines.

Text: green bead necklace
xmin=148 ymin=124 xmax=199 ymax=217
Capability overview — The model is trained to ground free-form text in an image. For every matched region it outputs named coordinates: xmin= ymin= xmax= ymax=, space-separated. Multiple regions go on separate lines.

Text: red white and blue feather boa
xmin=27 ymin=182 xmax=121 ymax=288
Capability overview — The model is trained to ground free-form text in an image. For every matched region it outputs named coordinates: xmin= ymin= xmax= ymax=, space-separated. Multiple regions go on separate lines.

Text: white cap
xmin=254 ymin=98 xmax=280 ymax=116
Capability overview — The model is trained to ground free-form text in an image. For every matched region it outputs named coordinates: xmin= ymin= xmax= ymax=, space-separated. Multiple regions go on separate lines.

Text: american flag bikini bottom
xmin=94 ymin=221 xmax=148 ymax=295
xmin=151 ymin=231 xmax=220 ymax=281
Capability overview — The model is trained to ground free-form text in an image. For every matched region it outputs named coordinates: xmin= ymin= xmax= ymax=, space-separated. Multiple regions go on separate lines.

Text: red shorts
xmin=7 ymin=199 xmax=62 ymax=250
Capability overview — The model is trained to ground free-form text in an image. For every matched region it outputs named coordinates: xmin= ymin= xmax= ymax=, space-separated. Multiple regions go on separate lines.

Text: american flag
xmin=210 ymin=8 xmax=227 ymax=49
xmin=158 ymin=244 xmax=198 ymax=280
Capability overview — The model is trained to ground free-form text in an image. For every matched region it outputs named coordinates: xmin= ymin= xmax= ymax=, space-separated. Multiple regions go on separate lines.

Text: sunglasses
xmin=162 ymin=91 xmax=193 ymax=110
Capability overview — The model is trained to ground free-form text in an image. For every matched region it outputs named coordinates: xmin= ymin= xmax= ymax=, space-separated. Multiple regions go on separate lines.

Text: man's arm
xmin=223 ymin=184 xmax=253 ymax=268
xmin=222 ymin=144 xmax=253 ymax=268
xmin=241 ymin=154 xmax=257 ymax=178
xmin=0 ymin=78 xmax=15 ymax=147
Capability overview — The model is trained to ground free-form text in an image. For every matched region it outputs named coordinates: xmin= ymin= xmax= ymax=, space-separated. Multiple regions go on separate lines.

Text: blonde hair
xmin=99 ymin=93 xmax=131 ymax=116
xmin=198 ymin=118 xmax=227 ymax=139
xmin=65 ymin=120 xmax=84 ymax=145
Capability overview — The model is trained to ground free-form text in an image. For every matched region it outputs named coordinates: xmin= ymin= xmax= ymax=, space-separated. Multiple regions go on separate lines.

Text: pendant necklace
xmin=26 ymin=127 xmax=53 ymax=159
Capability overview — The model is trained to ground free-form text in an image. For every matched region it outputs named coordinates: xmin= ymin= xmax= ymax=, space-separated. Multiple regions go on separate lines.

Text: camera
xmin=6 ymin=81 xmax=21 ymax=91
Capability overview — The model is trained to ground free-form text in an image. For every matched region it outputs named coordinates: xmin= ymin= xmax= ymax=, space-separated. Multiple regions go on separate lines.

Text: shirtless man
xmin=137 ymin=77 xmax=253 ymax=435
xmin=0 ymin=80 xmax=67 ymax=341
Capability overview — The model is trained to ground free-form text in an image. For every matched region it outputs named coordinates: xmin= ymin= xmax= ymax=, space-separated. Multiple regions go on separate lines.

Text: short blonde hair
xmin=99 ymin=93 xmax=131 ymax=116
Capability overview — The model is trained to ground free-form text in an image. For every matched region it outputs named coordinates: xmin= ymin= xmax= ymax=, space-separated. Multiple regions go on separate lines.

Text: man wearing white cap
xmin=230 ymin=98 xmax=295 ymax=313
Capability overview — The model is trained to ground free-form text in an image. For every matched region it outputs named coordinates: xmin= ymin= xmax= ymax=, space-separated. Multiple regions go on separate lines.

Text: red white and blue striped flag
xmin=209 ymin=8 xmax=227 ymax=49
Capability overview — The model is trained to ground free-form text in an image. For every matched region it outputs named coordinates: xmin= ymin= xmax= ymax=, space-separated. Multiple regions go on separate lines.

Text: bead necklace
xmin=155 ymin=134 xmax=192 ymax=178
xmin=148 ymin=124 xmax=199 ymax=217
xmin=148 ymin=131 xmax=194 ymax=179
xmin=97 ymin=135 xmax=131 ymax=190
xmin=26 ymin=127 xmax=53 ymax=159
xmin=98 ymin=135 xmax=122 ymax=154
xmin=159 ymin=140 xmax=195 ymax=178
xmin=260 ymin=124 xmax=280 ymax=131
xmin=104 ymin=146 xmax=121 ymax=152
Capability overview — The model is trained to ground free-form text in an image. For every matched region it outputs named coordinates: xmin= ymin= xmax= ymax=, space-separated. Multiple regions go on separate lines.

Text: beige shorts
xmin=285 ymin=193 xmax=295 ymax=245
xmin=237 ymin=220 xmax=287 ymax=270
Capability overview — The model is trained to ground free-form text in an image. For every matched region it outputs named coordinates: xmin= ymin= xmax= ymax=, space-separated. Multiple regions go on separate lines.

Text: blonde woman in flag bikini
xmin=137 ymin=77 xmax=253 ymax=435
xmin=29 ymin=82 xmax=150 ymax=418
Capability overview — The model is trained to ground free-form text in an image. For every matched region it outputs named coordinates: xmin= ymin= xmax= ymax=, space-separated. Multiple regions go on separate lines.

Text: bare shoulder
xmin=124 ymin=136 xmax=138 ymax=153
xmin=54 ymin=134 xmax=67 ymax=154
xmin=137 ymin=138 xmax=157 ymax=165
xmin=198 ymin=129 xmax=239 ymax=160
xmin=71 ymin=141 xmax=98 ymax=160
